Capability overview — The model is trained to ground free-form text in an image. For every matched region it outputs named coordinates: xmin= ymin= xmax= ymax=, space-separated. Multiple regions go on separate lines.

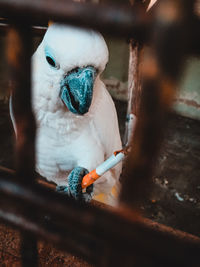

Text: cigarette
xmin=81 ymin=150 xmax=126 ymax=189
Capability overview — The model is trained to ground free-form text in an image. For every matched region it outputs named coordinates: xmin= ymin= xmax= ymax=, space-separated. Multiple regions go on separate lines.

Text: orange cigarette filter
xmin=82 ymin=169 xmax=100 ymax=189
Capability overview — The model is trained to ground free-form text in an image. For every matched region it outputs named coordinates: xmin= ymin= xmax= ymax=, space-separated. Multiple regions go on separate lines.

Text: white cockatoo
xmin=10 ymin=23 xmax=122 ymax=206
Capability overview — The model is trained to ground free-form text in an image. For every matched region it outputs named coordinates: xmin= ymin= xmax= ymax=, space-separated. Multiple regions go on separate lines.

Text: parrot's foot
xmin=56 ymin=166 xmax=93 ymax=202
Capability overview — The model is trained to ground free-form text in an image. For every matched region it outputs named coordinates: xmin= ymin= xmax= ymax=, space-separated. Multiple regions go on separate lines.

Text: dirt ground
xmin=115 ymin=99 xmax=200 ymax=237
xmin=0 ymin=99 xmax=200 ymax=265
xmin=142 ymin=113 xmax=200 ymax=236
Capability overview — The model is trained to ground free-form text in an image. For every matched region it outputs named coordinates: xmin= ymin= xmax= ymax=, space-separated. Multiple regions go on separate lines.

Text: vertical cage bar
xmin=123 ymin=41 xmax=141 ymax=146
xmin=20 ymin=233 xmax=38 ymax=267
xmin=7 ymin=24 xmax=36 ymax=182
xmin=127 ymin=42 xmax=141 ymax=116
xmin=120 ymin=71 xmax=173 ymax=207
xmin=7 ymin=24 xmax=38 ymax=266
xmin=120 ymin=0 xmax=187 ymax=208
xmin=123 ymin=0 xmax=146 ymax=146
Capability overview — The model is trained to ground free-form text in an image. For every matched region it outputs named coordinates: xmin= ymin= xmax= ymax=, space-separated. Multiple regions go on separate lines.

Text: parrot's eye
xmin=44 ymin=47 xmax=59 ymax=69
xmin=46 ymin=55 xmax=56 ymax=68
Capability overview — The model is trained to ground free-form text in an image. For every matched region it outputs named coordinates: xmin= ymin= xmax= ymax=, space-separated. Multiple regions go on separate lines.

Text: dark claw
xmin=56 ymin=185 xmax=71 ymax=195
xmin=56 ymin=166 xmax=93 ymax=202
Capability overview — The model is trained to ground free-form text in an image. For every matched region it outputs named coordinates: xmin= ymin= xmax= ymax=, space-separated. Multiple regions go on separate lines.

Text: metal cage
xmin=0 ymin=0 xmax=200 ymax=266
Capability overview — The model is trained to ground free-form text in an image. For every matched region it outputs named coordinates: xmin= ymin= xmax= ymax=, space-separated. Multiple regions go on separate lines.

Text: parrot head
xmin=33 ymin=23 xmax=108 ymax=115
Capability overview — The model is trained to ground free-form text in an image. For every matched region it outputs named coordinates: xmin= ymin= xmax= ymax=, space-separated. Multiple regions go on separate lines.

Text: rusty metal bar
xmin=127 ymin=42 xmax=141 ymax=117
xmin=20 ymin=233 xmax=38 ymax=267
xmin=123 ymin=41 xmax=142 ymax=146
xmin=120 ymin=0 xmax=192 ymax=206
xmin=7 ymin=24 xmax=36 ymax=183
xmin=0 ymin=1 xmax=200 ymax=51
xmin=0 ymin=22 xmax=47 ymax=36
xmin=0 ymin=0 xmax=148 ymax=39
xmin=6 ymin=24 xmax=38 ymax=266
xmin=0 ymin=168 xmax=200 ymax=266
xmin=123 ymin=0 xmax=145 ymax=147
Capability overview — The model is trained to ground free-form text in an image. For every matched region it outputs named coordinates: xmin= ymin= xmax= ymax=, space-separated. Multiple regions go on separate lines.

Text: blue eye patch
xmin=44 ymin=46 xmax=59 ymax=69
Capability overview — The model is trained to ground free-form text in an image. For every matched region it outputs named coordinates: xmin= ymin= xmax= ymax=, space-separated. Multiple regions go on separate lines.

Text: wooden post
xmin=123 ymin=41 xmax=141 ymax=146
xmin=7 ymin=23 xmax=38 ymax=267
